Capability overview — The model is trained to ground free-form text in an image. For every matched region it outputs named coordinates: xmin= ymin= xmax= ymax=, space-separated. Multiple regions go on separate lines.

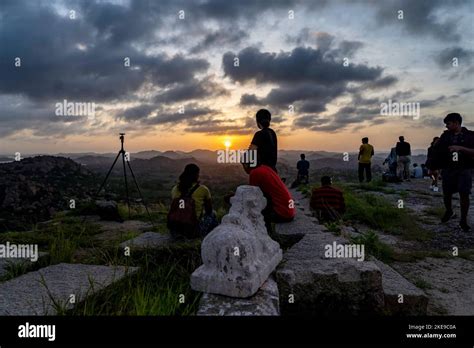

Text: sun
xmin=224 ymin=139 xmax=232 ymax=148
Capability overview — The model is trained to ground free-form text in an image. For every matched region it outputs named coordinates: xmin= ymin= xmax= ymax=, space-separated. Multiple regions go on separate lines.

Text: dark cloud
xmin=223 ymin=46 xmax=384 ymax=85
xmin=434 ymin=47 xmax=474 ymax=69
xmin=293 ymin=106 xmax=383 ymax=132
xmin=190 ymin=30 xmax=249 ymax=54
xmin=240 ymin=93 xmax=261 ymax=106
xmin=375 ymin=0 xmax=466 ymax=42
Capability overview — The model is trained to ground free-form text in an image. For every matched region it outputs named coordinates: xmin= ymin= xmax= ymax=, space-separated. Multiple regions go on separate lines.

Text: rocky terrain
xmin=0 ymin=156 xmax=96 ymax=231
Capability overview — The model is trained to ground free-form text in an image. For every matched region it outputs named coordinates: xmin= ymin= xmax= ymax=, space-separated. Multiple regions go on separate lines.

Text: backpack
xmin=167 ymin=184 xmax=200 ymax=239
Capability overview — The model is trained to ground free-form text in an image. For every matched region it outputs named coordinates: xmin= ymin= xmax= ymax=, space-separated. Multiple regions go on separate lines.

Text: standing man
xmin=396 ymin=136 xmax=411 ymax=181
xmin=358 ymin=137 xmax=374 ymax=183
xmin=296 ymin=153 xmax=310 ymax=184
xmin=433 ymin=113 xmax=474 ymax=232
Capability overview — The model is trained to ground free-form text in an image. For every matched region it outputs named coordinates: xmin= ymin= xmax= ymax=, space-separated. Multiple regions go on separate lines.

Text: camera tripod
xmin=95 ymin=133 xmax=153 ymax=222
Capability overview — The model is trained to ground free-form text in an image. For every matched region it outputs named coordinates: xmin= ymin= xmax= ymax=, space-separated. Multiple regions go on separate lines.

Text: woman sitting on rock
xmin=167 ymin=163 xmax=218 ymax=239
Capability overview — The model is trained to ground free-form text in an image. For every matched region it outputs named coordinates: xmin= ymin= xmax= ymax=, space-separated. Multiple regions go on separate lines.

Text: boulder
xmin=95 ymin=200 xmax=123 ymax=222
xmin=191 ymin=185 xmax=282 ymax=298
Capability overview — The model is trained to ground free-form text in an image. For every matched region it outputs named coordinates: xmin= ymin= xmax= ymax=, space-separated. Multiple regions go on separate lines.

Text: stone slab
xmin=275 ymin=233 xmax=385 ymax=316
xmin=0 ymin=263 xmax=138 ymax=315
xmin=373 ymin=259 xmax=428 ymax=315
xmin=119 ymin=232 xmax=172 ymax=250
xmin=197 ymin=277 xmax=280 ymax=316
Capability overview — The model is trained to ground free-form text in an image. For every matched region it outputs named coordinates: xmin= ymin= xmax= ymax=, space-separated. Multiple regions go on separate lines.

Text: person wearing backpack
xmin=167 ymin=164 xmax=217 ymax=239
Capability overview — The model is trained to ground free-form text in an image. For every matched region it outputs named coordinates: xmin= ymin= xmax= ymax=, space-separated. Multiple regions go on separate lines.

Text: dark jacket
xmin=431 ymin=127 xmax=474 ymax=170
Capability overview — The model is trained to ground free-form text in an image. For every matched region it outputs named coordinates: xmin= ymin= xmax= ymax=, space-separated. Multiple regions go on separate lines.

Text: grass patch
xmin=423 ymin=206 xmax=445 ymax=219
xmin=414 ymin=278 xmax=433 ymax=290
xmin=341 ymin=187 xmax=431 ymax=241
xmin=350 ymin=230 xmax=394 ymax=263
xmin=69 ymin=251 xmax=202 ymax=315
xmin=324 ymin=221 xmax=342 ymax=235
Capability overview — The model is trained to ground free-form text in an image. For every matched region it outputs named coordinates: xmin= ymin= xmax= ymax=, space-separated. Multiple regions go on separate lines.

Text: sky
xmin=0 ymin=0 xmax=473 ymax=154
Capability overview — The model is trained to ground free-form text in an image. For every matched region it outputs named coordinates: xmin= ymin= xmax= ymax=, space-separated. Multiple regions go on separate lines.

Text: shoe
xmin=460 ymin=221 xmax=471 ymax=232
xmin=441 ymin=210 xmax=456 ymax=223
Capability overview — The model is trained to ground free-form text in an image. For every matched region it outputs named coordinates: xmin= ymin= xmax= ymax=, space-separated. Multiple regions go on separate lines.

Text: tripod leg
xmin=95 ymin=150 xmax=121 ymax=197
xmin=121 ymin=152 xmax=131 ymax=218
xmin=126 ymin=160 xmax=154 ymax=226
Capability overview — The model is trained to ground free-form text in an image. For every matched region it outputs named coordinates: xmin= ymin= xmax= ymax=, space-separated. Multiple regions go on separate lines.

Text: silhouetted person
xmin=168 ymin=164 xmax=217 ymax=239
xmin=310 ymin=176 xmax=345 ymax=223
xmin=383 ymin=147 xmax=398 ymax=176
xmin=432 ymin=113 xmax=474 ymax=232
xmin=296 ymin=153 xmax=310 ymax=184
xmin=244 ymin=109 xmax=277 ymax=174
xmin=411 ymin=163 xmax=423 ymax=178
xmin=358 ymin=137 xmax=374 ymax=183
xmin=425 ymin=136 xmax=440 ymax=190
xmin=396 ymin=136 xmax=411 ymax=181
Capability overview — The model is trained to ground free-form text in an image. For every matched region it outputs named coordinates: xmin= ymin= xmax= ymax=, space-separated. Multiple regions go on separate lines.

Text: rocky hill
xmin=0 ymin=156 xmax=96 ymax=231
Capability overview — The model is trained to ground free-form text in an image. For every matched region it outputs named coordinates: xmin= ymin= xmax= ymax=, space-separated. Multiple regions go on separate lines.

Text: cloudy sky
xmin=0 ymin=0 xmax=473 ymax=154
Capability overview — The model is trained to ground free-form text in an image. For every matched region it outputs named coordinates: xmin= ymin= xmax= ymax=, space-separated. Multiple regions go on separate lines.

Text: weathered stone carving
xmin=191 ymin=185 xmax=282 ymax=298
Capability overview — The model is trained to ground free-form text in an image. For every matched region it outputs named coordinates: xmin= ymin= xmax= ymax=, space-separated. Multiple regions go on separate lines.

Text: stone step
xmin=0 ymin=263 xmax=138 ymax=315
xmin=119 ymin=231 xmax=172 ymax=250
xmin=373 ymin=259 xmax=428 ymax=315
xmin=274 ymin=209 xmax=323 ymax=248
xmin=197 ymin=277 xmax=279 ymax=316
xmin=275 ymin=233 xmax=385 ymax=316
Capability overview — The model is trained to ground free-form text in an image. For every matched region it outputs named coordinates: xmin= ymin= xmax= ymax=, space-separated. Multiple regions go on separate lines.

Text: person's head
xmin=399 ymin=136 xmax=405 ymax=142
xmin=256 ymin=109 xmax=271 ymax=129
xmin=178 ymin=163 xmax=200 ymax=193
xmin=431 ymin=136 xmax=440 ymax=146
xmin=413 ymin=163 xmax=418 ymax=167
xmin=444 ymin=113 xmax=462 ymax=132
xmin=321 ymin=176 xmax=332 ymax=186
xmin=300 ymin=153 xmax=305 ymax=160
xmin=362 ymin=137 xmax=369 ymax=144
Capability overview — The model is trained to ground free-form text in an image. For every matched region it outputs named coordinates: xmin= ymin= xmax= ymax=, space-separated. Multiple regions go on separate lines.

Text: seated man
xmin=249 ymin=164 xmax=296 ymax=229
xmin=310 ymin=176 xmax=345 ymax=223
xmin=296 ymin=153 xmax=310 ymax=184
xmin=411 ymin=163 xmax=423 ymax=178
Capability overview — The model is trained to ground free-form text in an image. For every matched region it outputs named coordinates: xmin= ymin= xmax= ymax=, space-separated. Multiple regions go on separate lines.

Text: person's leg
xmin=441 ymin=169 xmax=457 ymax=222
xmin=366 ymin=163 xmax=372 ymax=182
xmin=404 ymin=158 xmax=410 ymax=180
xmin=459 ymin=193 xmax=470 ymax=226
xmin=397 ymin=158 xmax=403 ymax=180
xmin=358 ymin=163 xmax=364 ymax=183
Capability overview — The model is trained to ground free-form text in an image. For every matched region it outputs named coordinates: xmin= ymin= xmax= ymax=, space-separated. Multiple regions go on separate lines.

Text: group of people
xmin=167 ymin=109 xmax=295 ymax=240
xmin=357 ymin=113 xmax=474 ymax=231
xmin=167 ymin=110 xmax=473 ymax=239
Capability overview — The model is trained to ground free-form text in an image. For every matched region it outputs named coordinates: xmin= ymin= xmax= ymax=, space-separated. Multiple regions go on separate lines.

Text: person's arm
xmin=448 ymin=146 xmax=474 ymax=157
xmin=371 ymin=147 xmax=374 ymax=156
xmin=358 ymin=146 xmax=362 ymax=160
xmin=204 ymin=197 xmax=213 ymax=215
xmin=242 ymin=143 xmax=258 ymax=174
xmin=408 ymin=143 xmax=411 ymax=156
